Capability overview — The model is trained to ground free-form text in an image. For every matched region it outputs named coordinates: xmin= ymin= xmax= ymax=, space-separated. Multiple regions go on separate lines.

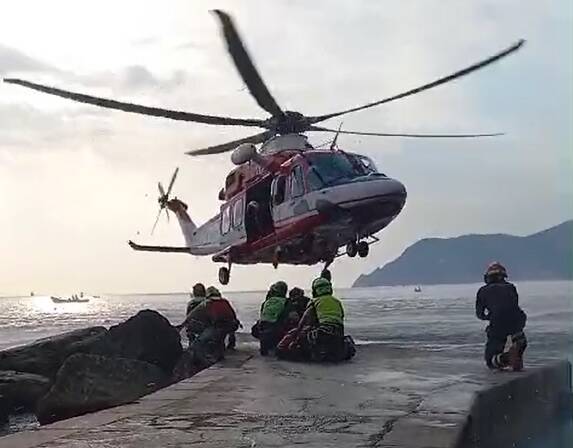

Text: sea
xmin=0 ymin=280 xmax=571 ymax=436
xmin=1 ymin=281 xmax=571 ymax=361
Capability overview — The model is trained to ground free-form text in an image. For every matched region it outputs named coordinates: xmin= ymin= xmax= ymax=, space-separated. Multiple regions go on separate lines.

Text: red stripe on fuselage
xmin=231 ymin=212 xmax=325 ymax=262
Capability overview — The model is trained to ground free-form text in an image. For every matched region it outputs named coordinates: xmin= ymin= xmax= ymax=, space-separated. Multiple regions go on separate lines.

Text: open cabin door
xmin=244 ymin=176 xmax=274 ymax=241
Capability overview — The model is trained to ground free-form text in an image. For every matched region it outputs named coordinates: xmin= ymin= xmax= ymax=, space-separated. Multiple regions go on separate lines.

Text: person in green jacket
xmin=253 ymin=281 xmax=288 ymax=355
xmin=281 ymin=276 xmax=354 ymax=362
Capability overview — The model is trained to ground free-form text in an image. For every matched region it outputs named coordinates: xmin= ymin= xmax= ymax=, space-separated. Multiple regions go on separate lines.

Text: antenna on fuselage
xmin=329 ymin=122 xmax=344 ymax=150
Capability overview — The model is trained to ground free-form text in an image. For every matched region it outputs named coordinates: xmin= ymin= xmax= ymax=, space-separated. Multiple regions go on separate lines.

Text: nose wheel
xmin=218 ymin=266 xmax=230 ymax=285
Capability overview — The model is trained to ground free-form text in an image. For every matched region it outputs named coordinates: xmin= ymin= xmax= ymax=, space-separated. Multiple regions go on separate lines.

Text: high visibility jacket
xmin=312 ymin=294 xmax=344 ymax=326
xmin=260 ymin=296 xmax=287 ymax=323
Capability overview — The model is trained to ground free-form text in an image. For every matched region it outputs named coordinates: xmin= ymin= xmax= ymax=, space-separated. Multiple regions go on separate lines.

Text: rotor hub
xmin=270 ymin=111 xmax=309 ymax=134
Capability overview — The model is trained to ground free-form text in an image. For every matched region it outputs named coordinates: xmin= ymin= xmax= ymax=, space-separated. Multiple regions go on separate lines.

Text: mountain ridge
xmin=353 ymin=220 xmax=573 ymax=287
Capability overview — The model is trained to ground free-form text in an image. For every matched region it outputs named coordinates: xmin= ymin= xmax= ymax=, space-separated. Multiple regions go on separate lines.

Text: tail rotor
xmin=151 ymin=167 xmax=179 ymax=235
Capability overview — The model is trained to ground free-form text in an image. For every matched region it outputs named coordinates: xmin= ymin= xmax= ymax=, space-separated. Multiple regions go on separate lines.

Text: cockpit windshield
xmin=305 ymin=152 xmax=379 ymax=188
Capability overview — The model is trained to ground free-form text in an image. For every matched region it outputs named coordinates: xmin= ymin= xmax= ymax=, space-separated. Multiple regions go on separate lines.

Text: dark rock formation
xmin=0 ymin=327 xmax=107 ymax=379
xmin=36 ymin=353 xmax=165 ymax=425
xmin=101 ymin=310 xmax=183 ymax=374
xmin=171 ymin=350 xmax=201 ymax=383
xmin=355 ymin=220 xmax=573 ymax=287
xmin=0 ymin=370 xmax=51 ymax=412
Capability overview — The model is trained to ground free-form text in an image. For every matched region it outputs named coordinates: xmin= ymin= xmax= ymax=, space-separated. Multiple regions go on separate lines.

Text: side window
xmin=221 ymin=206 xmax=231 ymax=234
xmin=272 ymin=176 xmax=287 ymax=205
xmin=290 ymin=165 xmax=305 ymax=198
xmin=233 ymin=197 xmax=244 ymax=228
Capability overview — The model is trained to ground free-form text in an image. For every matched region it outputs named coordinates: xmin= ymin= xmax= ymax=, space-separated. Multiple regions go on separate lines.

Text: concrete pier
xmin=1 ymin=345 xmax=571 ymax=448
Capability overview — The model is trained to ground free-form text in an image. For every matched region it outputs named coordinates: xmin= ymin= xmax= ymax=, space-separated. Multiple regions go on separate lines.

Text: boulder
xmin=36 ymin=353 xmax=165 ymax=425
xmin=101 ymin=310 xmax=182 ymax=374
xmin=0 ymin=370 xmax=51 ymax=412
xmin=0 ymin=327 xmax=107 ymax=379
xmin=170 ymin=350 xmax=202 ymax=383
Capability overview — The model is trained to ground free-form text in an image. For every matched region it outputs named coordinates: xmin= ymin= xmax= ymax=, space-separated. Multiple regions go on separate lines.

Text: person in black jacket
xmin=476 ymin=262 xmax=527 ymax=371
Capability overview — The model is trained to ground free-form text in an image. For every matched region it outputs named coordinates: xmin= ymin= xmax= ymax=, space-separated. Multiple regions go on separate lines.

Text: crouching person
xmin=476 ymin=262 xmax=527 ymax=371
xmin=277 ymin=277 xmax=355 ymax=362
xmin=252 ymin=281 xmax=288 ymax=356
xmin=186 ymin=286 xmax=240 ymax=367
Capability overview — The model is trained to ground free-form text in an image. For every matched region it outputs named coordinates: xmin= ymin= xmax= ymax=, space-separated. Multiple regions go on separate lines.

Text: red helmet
xmin=485 ymin=262 xmax=508 ymax=279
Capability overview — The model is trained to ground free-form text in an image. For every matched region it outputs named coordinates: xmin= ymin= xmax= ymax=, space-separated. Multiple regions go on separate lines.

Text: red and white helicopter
xmin=4 ymin=11 xmax=524 ymax=284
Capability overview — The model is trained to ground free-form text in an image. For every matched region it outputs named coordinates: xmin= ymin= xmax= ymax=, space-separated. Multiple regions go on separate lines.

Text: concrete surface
xmin=0 ymin=344 xmax=570 ymax=448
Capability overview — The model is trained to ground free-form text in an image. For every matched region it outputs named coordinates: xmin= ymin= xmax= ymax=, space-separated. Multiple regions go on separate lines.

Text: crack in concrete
xmin=366 ymin=397 xmax=424 ymax=447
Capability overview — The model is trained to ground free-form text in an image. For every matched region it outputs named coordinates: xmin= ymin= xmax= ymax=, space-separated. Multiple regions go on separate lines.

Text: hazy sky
xmin=1 ymin=0 xmax=571 ymax=295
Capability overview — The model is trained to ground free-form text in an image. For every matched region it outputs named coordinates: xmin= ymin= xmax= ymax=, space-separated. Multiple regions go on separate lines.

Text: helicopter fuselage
xmin=168 ymin=137 xmax=406 ymax=269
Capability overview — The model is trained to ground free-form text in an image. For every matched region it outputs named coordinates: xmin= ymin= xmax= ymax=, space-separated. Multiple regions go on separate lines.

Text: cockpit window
xmin=305 ymin=152 xmax=371 ymax=187
xmin=356 ymin=155 xmax=378 ymax=174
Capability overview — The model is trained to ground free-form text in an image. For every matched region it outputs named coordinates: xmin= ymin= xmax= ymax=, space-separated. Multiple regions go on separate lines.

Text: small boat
xmin=51 ymin=296 xmax=89 ymax=304
xmin=414 ymin=286 xmax=422 ymax=293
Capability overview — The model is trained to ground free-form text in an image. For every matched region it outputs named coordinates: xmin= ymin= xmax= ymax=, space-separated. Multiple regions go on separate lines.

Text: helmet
xmin=312 ymin=277 xmax=333 ymax=298
xmin=192 ymin=283 xmax=206 ymax=297
xmin=289 ymin=287 xmax=305 ymax=300
xmin=206 ymin=286 xmax=222 ymax=298
xmin=269 ymin=281 xmax=288 ymax=298
xmin=484 ymin=262 xmax=508 ymax=283
xmin=320 ymin=268 xmax=332 ymax=282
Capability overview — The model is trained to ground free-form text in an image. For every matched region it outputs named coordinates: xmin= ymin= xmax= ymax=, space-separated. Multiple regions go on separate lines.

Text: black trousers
xmin=485 ymin=330 xmax=527 ymax=369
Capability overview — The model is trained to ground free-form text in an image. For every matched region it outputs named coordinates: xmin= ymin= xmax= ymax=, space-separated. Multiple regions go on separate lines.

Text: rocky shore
xmin=0 ymin=310 xmax=203 ymax=430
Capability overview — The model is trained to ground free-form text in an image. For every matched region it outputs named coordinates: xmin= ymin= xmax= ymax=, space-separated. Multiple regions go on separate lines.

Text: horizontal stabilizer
xmin=128 ymin=240 xmax=190 ymax=253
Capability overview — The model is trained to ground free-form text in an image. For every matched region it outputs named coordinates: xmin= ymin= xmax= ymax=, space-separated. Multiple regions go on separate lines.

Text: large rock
xmin=0 ymin=370 xmax=51 ymax=412
xmin=101 ymin=310 xmax=182 ymax=374
xmin=36 ymin=353 xmax=165 ymax=424
xmin=0 ymin=327 xmax=107 ymax=379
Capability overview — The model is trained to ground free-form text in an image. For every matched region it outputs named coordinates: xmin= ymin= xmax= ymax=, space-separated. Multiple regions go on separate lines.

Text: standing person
xmin=254 ymin=281 xmax=288 ymax=355
xmin=476 ymin=262 xmax=527 ymax=371
xmin=177 ymin=283 xmax=207 ymax=346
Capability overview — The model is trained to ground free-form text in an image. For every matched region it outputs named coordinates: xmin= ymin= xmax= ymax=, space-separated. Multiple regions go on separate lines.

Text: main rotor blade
xmin=4 ymin=78 xmax=265 ymax=127
xmin=166 ymin=167 xmax=179 ymax=197
xmin=151 ymin=207 xmax=163 ymax=235
xmin=213 ymin=10 xmax=283 ymax=117
xmin=310 ymin=125 xmax=504 ymax=138
xmin=186 ymin=130 xmax=274 ymax=156
xmin=309 ymin=40 xmax=525 ymax=124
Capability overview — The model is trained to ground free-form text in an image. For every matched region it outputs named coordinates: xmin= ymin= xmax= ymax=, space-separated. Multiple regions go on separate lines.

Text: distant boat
xmin=414 ymin=286 xmax=422 ymax=293
xmin=51 ymin=296 xmax=89 ymax=304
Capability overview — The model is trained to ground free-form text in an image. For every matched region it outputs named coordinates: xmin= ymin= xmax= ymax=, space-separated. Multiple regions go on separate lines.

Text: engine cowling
xmin=231 ymin=143 xmax=257 ymax=165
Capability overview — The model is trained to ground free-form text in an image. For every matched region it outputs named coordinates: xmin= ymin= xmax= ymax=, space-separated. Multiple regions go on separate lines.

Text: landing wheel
xmin=218 ymin=266 xmax=230 ymax=285
xmin=357 ymin=241 xmax=369 ymax=258
xmin=346 ymin=241 xmax=358 ymax=258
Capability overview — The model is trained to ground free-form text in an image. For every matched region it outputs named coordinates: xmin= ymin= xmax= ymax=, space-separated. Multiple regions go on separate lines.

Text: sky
xmin=0 ymin=0 xmax=571 ymax=295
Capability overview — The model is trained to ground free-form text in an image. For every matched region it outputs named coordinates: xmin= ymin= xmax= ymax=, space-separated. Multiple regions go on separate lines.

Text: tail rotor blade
xmin=158 ymin=182 xmax=166 ymax=198
xmin=151 ymin=207 xmax=163 ymax=235
xmin=166 ymin=167 xmax=179 ymax=198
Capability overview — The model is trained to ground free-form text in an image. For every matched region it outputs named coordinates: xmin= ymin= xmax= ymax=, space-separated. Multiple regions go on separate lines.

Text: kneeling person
xmin=187 ymin=286 xmax=240 ymax=367
xmin=476 ymin=262 xmax=527 ymax=371
xmin=278 ymin=277 xmax=355 ymax=362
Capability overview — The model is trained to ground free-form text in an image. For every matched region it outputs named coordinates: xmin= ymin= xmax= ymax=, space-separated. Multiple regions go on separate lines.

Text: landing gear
xmin=357 ymin=241 xmax=369 ymax=258
xmin=218 ymin=266 xmax=230 ymax=285
xmin=346 ymin=241 xmax=358 ymax=258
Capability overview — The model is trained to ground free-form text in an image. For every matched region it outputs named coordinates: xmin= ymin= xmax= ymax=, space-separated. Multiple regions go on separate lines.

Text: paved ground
xmin=0 ymin=344 xmax=544 ymax=448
